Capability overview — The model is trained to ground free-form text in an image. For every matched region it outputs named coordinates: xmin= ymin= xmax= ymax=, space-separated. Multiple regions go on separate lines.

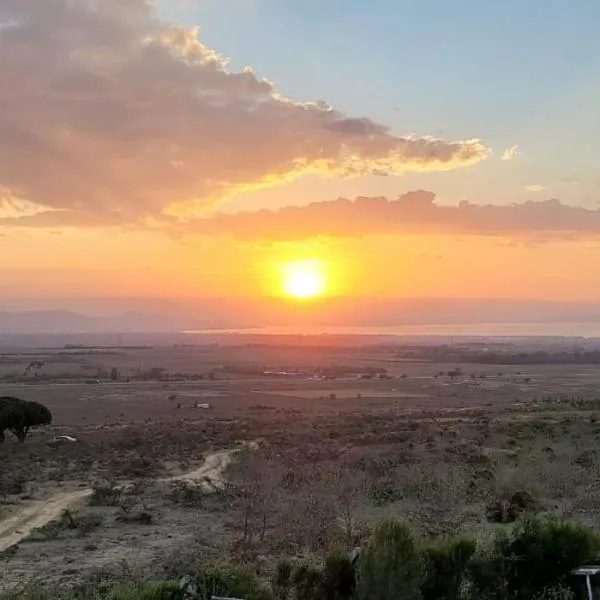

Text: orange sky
xmin=3 ymin=227 xmax=600 ymax=302
xmin=1 ymin=1 xmax=600 ymax=307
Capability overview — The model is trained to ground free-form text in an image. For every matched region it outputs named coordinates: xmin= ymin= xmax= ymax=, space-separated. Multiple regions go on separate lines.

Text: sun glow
xmin=280 ymin=259 xmax=327 ymax=300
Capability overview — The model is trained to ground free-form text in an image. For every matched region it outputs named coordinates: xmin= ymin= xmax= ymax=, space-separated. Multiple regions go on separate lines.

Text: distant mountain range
xmin=0 ymin=310 xmax=201 ymax=335
xmin=0 ymin=298 xmax=600 ymax=335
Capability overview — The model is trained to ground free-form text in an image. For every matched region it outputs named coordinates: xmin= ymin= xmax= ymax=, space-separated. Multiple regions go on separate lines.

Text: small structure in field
xmin=571 ymin=565 xmax=600 ymax=600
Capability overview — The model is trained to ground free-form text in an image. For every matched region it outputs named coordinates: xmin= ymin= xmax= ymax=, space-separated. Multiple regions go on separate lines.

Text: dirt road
xmin=0 ymin=448 xmax=235 ymax=553
xmin=0 ymin=490 xmax=93 ymax=553
xmin=161 ymin=449 xmax=232 ymax=489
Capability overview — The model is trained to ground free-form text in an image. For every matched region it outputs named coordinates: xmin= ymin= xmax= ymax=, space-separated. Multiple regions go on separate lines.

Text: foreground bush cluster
xmin=2 ymin=517 xmax=598 ymax=600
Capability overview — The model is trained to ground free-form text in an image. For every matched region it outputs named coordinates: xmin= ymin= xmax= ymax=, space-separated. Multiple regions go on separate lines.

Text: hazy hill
xmin=0 ymin=298 xmax=599 ymax=334
xmin=0 ymin=311 xmax=201 ymax=335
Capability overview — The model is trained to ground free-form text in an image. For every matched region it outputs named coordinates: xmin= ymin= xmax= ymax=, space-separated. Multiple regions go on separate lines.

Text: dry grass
xmin=2 ymin=344 xmax=600 ymax=586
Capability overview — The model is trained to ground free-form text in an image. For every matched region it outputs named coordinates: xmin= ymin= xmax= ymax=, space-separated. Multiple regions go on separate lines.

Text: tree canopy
xmin=0 ymin=396 xmax=52 ymax=443
xmin=356 ymin=520 xmax=425 ymax=600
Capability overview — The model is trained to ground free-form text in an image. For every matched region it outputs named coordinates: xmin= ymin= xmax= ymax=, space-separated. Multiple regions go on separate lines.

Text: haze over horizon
xmin=2 ymin=1 xmax=600 ymax=324
xmin=1 ymin=297 xmax=600 ymax=337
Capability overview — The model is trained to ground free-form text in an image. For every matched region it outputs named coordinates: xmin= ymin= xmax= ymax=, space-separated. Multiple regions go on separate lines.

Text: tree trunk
xmin=344 ymin=509 xmax=353 ymax=549
xmin=260 ymin=511 xmax=267 ymax=541
xmin=243 ymin=503 xmax=250 ymax=542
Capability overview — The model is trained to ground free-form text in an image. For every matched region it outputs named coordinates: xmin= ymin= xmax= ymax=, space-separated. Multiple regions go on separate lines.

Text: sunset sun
xmin=280 ymin=260 xmax=327 ymax=300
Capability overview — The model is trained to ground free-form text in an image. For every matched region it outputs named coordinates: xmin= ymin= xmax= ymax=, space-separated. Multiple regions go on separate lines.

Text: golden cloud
xmin=0 ymin=0 xmax=488 ymax=228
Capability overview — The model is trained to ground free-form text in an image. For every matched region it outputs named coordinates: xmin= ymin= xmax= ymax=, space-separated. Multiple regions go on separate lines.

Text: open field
xmin=261 ymin=389 xmax=429 ymax=400
xmin=2 ymin=340 xmax=600 ymax=591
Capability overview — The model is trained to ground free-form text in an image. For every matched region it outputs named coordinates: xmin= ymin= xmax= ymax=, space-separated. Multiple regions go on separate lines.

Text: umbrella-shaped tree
xmin=0 ymin=396 xmax=52 ymax=443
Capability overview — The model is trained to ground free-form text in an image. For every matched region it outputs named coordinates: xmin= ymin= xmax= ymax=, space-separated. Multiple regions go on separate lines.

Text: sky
xmin=1 ymin=0 xmax=600 ymax=311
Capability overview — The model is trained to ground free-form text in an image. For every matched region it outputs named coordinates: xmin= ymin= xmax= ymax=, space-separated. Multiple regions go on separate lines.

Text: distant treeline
xmin=396 ymin=348 xmax=600 ymax=365
xmin=61 ymin=345 xmax=152 ymax=350
xmin=222 ymin=363 xmax=388 ymax=377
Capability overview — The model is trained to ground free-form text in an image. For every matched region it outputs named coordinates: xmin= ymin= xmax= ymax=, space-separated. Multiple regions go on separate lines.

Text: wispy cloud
xmin=501 ymin=145 xmax=520 ymax=161
xmin=0 ymin=0 xmax=489 ymax=229
xmin=525 ymin=184 xmax=545 ymax=192
xmin=172 ymin=192 xmax=600 ymax=241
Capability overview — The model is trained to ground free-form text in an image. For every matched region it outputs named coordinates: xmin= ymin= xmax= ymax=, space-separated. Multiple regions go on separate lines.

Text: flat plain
xmin=1 ymin=340 xmax=600 ymax=588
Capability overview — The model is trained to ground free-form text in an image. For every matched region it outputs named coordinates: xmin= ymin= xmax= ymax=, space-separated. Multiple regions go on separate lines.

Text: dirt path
xmin=161 ymin=449 xmax=232 ymax=489
xmin=0 ymin=447 xmax=236 ymax=553
xmin=0 ymin=490 xmax=93 ymax=553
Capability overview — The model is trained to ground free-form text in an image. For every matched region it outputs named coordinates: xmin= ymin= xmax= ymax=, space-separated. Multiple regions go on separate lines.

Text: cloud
xmin=176 ymin=191 xmax=600 ymax=241
xmin=501 ymin=145 xmax=520 ymax=161
xmin=0 ymin=0 xmax=488 ymax=228
xmin=525 ymin=184 xmax=545 ymax=192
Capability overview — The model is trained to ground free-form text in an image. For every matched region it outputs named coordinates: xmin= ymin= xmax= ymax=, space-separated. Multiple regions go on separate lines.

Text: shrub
xmin=272 ymin=559 xmax=294 ymax=600
xmin=193 ymin=566 xmax=272 ymax=600
xmin=61 ymin=509 xmax=104 ymax=536
xmin=0 ymin=472 xmax=27 ymax=500
xmin=26 ymin=510 xmax=104 ymax=542
xmin=533 ymin=585 xmax=576 ymax=600
xmin=356 ymin=519 xmax=425 ymax=600
xmin=0 ymin=580 xmax=181 ymax=600
xmin=322 ymin=549 xmax=356 ymax=600
xmin=76 ymin=513 xmax=104 ymax=535
xmin=292 ymin=564 xmax=324 ymax=600
xmin=466 ymin=531 xmax=510 ymax=600
xmin=90 ymin=484 xmax=122 ymax=507
xmin=486 ymin=489 xmax=539 ymax=523
xmin=421 ymin=537 xmax=476 ymax=600
xmin=271 ymin=552 xmax=355 ymax=600
xmin=467 ymin=518 xmax=600 ymax=600
xmin=368 ymin=477 xmax=404 ymax=506
xmin=32 ymin=519 xmax=66 ymax=541
xmin=106 ymin=581 xmax=181 ymax=600
xmin=118 ymin=582 xmax=182 ymax=600
xmin=504 ymin=518 xmax=600 ymax=600
xmin=168 ymin=481 xmax=206 ymax=507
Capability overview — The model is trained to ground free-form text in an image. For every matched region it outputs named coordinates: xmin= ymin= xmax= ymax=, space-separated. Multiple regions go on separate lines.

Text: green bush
xmin=107 ymin=581 xmax=181 ymax=600
xmin=322 ymin=550 xmax=356 ymax=600
xmin=356 ymin=519 xmax=425 ymax=600
xmin=271 ymin=552 xmax=355 ymax=600
xmin=421 ymin=536 xmax=476 ymax=600
xmin=0 ymin=581 xmax=181 ymax=600
xmin=486 ymin=489 xmax=539 ymax=524
xmin=292 ymin=564 xmax=325 ymax=600
xmin=194 ymin=565 xmax=273 ymax=600
xmin=504 ymin=518 xmax=600 ymax=600
xmin=273 ymin=559 xmax=294 ymax=600
xmin=467 ymin=518 xmax=600 ymax=600
xmin=4 ymin=517 xmax=600 ymax=600
xmin=466 ymin=531 xmax=510 ymax=600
